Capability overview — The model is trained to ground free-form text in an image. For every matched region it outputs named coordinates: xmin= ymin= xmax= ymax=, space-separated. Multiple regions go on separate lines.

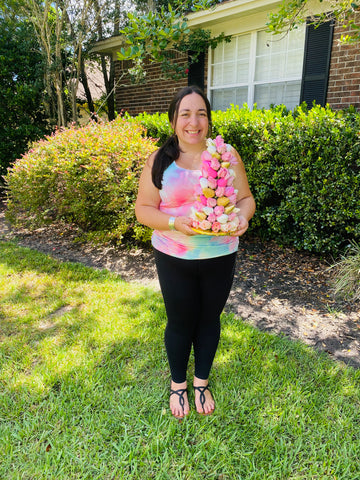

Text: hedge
xmin=137 ymin=104 xmax=360 ymax=255
xmin=5 ymin=105 xmax=360 ymax=255
xmin=5 ymin=117 xmax=156 ymax=245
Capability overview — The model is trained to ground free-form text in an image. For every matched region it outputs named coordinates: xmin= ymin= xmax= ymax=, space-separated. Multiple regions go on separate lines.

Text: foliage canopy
xmin=0 ymin=16 xmax=50 ymax=184
xmin=118 ymin=0 xmax=230 ymax=82
xmin=267 ymin=0 xmax=360 ymax=44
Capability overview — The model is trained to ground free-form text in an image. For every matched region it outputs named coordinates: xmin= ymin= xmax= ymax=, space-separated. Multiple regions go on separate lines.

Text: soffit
xmin=188 ymin=0 xmax=329 ymax=35
xmin=91 ymin=0 xmax=327 ymax=56
xmin=187 ymin=0 xmax=282 ymax=29
xmin=91 ymin=35 xmax=124 ymax=56
xmin=91 ymin=0 xmax=282 ymax=56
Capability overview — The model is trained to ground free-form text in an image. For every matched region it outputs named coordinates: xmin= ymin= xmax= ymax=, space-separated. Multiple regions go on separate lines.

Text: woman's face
xmin=173 ymin=93 xmax=209 ymax=148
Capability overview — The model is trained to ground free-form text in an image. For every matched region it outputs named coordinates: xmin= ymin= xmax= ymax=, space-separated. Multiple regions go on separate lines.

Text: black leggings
xmin=154 ymin=249 xmax=236 ymax=383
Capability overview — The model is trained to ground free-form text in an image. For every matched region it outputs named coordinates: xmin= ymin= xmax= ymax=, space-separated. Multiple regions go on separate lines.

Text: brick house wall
xmin=115 ymin=51 xmax=209 ymax=116
xmin=115 ymin=52 xmax=188 ymax=116
xmin=327 ymin=12 xmax=360 ymax=110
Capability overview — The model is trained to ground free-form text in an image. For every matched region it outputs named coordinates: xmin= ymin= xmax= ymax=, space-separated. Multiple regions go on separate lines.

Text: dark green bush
xmin=128 ymin=111 xmax=172 ymax=145
xmin=5 ymin=118 xmax=156 ymax=245
xmin=137 ymin=104 xmax=360 ymax=255
xmin=6 ymin=105 xmax=359 ymax=255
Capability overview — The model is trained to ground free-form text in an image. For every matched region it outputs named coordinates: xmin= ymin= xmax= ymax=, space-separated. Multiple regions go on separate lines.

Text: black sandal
xmin=193 ymin=385 xmax=215 ymax=415
xmin=169 ymin=388 xmax=188 ymax=420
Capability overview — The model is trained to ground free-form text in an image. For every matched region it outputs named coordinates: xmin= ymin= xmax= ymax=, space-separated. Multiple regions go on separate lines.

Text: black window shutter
xmin=188 ymin=50 xmax=205 ymax=90
xmin=300 ymin=19 xmax=334 ymax=107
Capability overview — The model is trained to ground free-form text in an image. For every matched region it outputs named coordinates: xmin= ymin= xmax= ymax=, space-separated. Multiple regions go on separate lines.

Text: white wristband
xmin=168 ymin=216 xmax=176 ymax=231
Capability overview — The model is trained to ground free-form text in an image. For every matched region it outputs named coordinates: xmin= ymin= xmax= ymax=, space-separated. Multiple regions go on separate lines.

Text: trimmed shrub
xmin=5 ymin=117 xmax=156 ymax=245
xmin=6 ymin=105 xmax=360 ymax=255
xmin=137 ymin=105 xmax=360 ymax=255
xmin=127 ymin=111 xmax=172 ymax=145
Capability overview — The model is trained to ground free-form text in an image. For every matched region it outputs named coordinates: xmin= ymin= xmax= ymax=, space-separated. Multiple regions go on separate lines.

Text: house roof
xmin=91 ymin=0 xmax=326 ymax=57
xmin=187 ymin=0 xmax=329 ymax=27
xmin=77 ymin=63 xmax=106 ymax=101
xmin=187 ymin=0 xmax=281 ymax=29
xmin=91 ymin=35 xmax=124 ymax=56
xmin=91 ymin=0 xmax=282 ymax=57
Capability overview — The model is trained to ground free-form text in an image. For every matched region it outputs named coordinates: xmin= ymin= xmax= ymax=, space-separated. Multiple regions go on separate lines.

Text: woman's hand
xmin=231 ymin=215 xmax=249 ymax=237
xmin=174 ymin=216 xmax=197 ymax=236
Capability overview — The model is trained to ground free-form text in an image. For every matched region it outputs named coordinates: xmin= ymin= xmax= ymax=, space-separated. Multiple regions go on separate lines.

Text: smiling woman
xmin=135 ymin=85 xmax=256 ymax=420
xmin=173 ymin=93 xmax=209 ymax=156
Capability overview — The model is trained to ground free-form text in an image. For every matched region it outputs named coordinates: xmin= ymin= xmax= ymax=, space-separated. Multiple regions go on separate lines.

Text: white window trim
xmin=247 ymin=32 xmax=257 ymax=106
xmin=207 ymin=26 xmax=305 ymax=110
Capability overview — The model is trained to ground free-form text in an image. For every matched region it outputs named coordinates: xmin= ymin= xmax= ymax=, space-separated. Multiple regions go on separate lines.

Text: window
xmin=209 ymin=26 xmax=306 ymax=111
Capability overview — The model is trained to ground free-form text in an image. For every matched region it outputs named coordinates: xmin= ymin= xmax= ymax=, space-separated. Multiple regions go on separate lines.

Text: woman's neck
xmin=177 ymin=150 xmax=203 ymax=170
xmin=177 ymin=141 xmax=206 ymax=170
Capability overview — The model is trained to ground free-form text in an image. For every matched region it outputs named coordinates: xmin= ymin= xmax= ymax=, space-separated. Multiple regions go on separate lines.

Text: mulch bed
xmin=1 ymin=204 xmax=360 ymax=368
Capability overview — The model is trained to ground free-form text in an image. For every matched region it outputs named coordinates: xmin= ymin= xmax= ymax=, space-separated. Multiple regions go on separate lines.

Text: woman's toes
xmin=169 ymin=384 xmax=189 ymax=419
xmin=194 ymin=384 xmax=215 ymax=415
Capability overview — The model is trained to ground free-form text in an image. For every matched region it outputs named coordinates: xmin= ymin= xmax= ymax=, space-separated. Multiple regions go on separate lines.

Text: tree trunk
xmin=80 ymin=56 xmax=96 ymax=119
xmin=107 ymin=58 xmax=116 ymax=121
xmin=92 ymin=0 xmax=116 ymax=121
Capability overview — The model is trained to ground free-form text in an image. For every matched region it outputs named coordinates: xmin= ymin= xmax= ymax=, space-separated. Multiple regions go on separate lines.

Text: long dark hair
xmin=151 ymin=85 xmax=212 ymax=189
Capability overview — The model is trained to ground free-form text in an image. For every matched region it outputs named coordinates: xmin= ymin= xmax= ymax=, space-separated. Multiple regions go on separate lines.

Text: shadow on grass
xmin=0 ymin=241 xmax=116 ymax=281
xmin=1 ymin=241 xmax=360 ymax=479
xmin=0 ymin=241 xmax=165 ymax=391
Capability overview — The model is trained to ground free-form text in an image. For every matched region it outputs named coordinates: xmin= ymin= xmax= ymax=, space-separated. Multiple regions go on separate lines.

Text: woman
xmin=135 ymin=86 xmax=255 ymax=419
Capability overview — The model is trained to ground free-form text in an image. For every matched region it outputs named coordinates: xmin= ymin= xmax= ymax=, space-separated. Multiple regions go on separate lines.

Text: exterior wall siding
xmin=114 ymin=51 xmax=208 ymax=116
xmin=327 ymin=12 xmax=360 ymax=110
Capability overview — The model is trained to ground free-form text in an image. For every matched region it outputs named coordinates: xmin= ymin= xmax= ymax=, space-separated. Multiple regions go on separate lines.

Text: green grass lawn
xmin=1 ymin=241 xmax=360 ymax=480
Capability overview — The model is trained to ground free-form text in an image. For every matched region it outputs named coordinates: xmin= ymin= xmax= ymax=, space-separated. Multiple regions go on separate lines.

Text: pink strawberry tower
xmin=191 ymin=135 xmax=240 ymax=235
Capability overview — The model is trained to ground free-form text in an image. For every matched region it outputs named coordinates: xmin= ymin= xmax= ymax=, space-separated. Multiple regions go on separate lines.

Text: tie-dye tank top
xmin=151 ymin=161 xmax=239 ymax=259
